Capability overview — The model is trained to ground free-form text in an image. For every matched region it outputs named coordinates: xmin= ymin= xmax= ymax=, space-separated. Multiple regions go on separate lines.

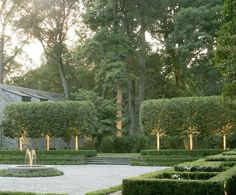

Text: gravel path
xmin=0 ymin=165 xmax=167 ymax=195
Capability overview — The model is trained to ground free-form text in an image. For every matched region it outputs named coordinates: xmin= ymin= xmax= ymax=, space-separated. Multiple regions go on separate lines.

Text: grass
xmin=85 ymin=185 xmax=122 ymax=195
xmin=0 ymin=168 xmax=63 ymax=177
xmin=0 ymin=192 xmax=67 ymax=195
xmin=97 ymin=153 xmax=140 ymax=158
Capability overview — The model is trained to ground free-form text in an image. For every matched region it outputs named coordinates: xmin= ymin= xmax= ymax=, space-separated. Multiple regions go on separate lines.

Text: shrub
xmin=174 ymin=161 xmax=224 ymax=172
xmin=123 ymin=178 xmax=224 ymax=195
xmin=140 ymin=149 xmax=223 ymax=156
xmin=206 ymin=154 xmax=236 ymax=161
xmin=100 ymin=136 xmax=114 ymax=153
xmin=113 ymin=135 xmax=151 ymax=153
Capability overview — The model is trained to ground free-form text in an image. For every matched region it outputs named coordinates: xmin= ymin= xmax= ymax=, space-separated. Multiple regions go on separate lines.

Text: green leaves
xmin=140 ymin=96 xmax=235 ymax=138
xmin=215 ymin=0 xmax=236 ymax=96
xmin=2 ymin=101 xmax=97 ymax=140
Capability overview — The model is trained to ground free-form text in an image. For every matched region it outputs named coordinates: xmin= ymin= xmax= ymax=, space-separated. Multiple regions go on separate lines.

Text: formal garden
xmin=0 ymin=95 xmax=236 ymax=194
xmin=1 ymin=0 xmax=236 ymax=194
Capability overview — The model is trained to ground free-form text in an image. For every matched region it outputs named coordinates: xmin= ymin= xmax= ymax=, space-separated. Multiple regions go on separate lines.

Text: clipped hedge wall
xmin=140 ymin=96 xmax=236 ymax=149
xmin=2 ymin=101 xmax=97 ymax=139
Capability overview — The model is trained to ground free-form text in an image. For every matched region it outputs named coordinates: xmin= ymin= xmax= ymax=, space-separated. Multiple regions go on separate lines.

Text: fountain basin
xmin=8 ymin=165 xmax=55 ymax=173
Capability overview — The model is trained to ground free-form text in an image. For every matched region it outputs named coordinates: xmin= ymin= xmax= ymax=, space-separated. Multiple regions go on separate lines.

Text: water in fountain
xmin=25 ymin=149 xmax=36 ymax=166
xmin=8 ymin=149 xmax=54 ymax=172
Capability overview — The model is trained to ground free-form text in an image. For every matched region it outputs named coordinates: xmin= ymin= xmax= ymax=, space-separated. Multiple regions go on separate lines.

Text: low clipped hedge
xmin=123 ymin=178 xmax=224 ymax=195
xmin=140 ymin=149 xmax=223 ymax=156
xmin=0 ymin=150 xmax=97 ymax=156
xmin=131 ymin=157 xmax=200 ymax=166
xmin=132 ymin=149 xmax=223 ymax=166
xmin=206 ymin=154 xmax=236 ymax=162
xmin=0 ymin=168 xmax=63 ymax=177
xmin=174 ymin=161 xmax=224 ymax=172
xmin=0 ymin=150 xmax=96 ymax=164
xmin=123 ymin=151 xmax=236 ymax=195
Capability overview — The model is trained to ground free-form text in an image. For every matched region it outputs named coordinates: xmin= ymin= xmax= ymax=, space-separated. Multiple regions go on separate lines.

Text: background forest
xmin=1 ymin=0 xmax=235 ymax=151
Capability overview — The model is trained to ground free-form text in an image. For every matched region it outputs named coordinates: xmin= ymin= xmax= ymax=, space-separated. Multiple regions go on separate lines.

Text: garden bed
xmin=123 ymin=151 xmax=236 ymax=195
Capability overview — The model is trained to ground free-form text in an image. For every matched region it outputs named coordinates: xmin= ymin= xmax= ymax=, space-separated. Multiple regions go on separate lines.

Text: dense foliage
xmin=2 ymin=101 xmax=96 ymax=142
xmin=140 ymin=96 xmax=236 ymax=148
xmin=215 ymin=0 xmax=236 ymax=96
xmin=123 ymin=151 xmax=236 ymax=195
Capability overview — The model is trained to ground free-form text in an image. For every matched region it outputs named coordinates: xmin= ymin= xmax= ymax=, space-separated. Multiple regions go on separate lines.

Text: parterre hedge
xmin=123 ymin=151 xmax=236 ymax=195
xmin=140 ymin=149 xmax=223 ymax=156
xmin=131 ymin=149 xmax=223 ymax=166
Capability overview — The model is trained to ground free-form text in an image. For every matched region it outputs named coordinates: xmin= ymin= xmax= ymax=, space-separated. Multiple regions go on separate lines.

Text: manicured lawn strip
xmin=0 ymin=168 xmax=63 ymax=177
xmin=0 ymin=192 xmax=66 ymax=195
xmin=85 ymin=185 xmax=121 ymax=195
xmin=97 ymin=153 xmax=140 ymax=158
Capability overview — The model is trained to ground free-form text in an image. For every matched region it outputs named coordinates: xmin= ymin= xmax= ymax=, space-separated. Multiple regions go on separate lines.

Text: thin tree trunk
xmin=0 ymin=27 xmax=5 ymax=84
xmin=18 ymin=136 xmax=23 ymax=151
xmin=138 ymin=20 xmax=146 ymax=106
xmin=116 ymin=85 xmax=123 ymax=137
xmin=189 ymin=133 xmax=193 ymax=150
xmin=74 ymin=135 xmax=78 ymax=151
xmin=58 ymin=55 xmax=69 ymax=99
xmin=223 ymin=133 xmax=226 ymax=150
xmin=128 ymin=80 xmax=136 ymax=134
xmin=45 ymin=135 xmax=50 ymax=151
xmin=156 ymin=131 xmax=160 ymax=151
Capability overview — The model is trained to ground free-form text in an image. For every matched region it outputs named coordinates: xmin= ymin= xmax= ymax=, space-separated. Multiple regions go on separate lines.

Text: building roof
xmin=0 ymin=84 xmax=66 ymax=101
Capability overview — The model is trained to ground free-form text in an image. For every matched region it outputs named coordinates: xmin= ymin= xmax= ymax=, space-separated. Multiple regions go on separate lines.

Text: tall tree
xmin=18 ymin=0 xmax=81 ymax=99
xmin=0 ymin=0 xmax=29 ymax=83
xmin=215 ymin=0 xmax=236 ymax=96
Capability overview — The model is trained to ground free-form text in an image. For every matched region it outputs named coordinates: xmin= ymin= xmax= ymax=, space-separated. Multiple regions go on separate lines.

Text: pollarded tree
xmin=140 ymin=99 xmax=170 ymax=151
xmin=2 ymin=101 xmax=96 ymax=151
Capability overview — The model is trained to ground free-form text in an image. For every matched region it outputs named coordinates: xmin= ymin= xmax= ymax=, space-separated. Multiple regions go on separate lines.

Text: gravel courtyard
xmin=0 ymin=165 xmax=167 ymax=195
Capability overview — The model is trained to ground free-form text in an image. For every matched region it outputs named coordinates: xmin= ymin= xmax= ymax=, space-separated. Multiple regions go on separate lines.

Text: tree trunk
xmin=138 ymin=20 xmax=146 ymax=106
xmin=45 ymin=135 xmax=50 ymax=151
xmin=156 ymin=131 xmax=160 ymax=151
xmin=0 ymin=40 xmax=4 ymax=84
xmin=74 ymin=135 xmax=78 ymax=151
xmin=189 ymin=133 xmax=193 ymax=150
xmin=128 ymin=80 xmax=136 ymax=134
xmin=58 ymin=56 xmax=69 ymax=99
xmin=18 ymin=136 xmax=23 ymax=151
xmin=116 ymin=85 xmax=123 ymax=137
xmin=223 ymin=133 xmax=226 ymax=150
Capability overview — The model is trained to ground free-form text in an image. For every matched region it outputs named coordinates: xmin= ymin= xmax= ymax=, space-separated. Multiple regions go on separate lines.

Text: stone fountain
xmin=8 ymin=149 xmax=54 ymax=173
